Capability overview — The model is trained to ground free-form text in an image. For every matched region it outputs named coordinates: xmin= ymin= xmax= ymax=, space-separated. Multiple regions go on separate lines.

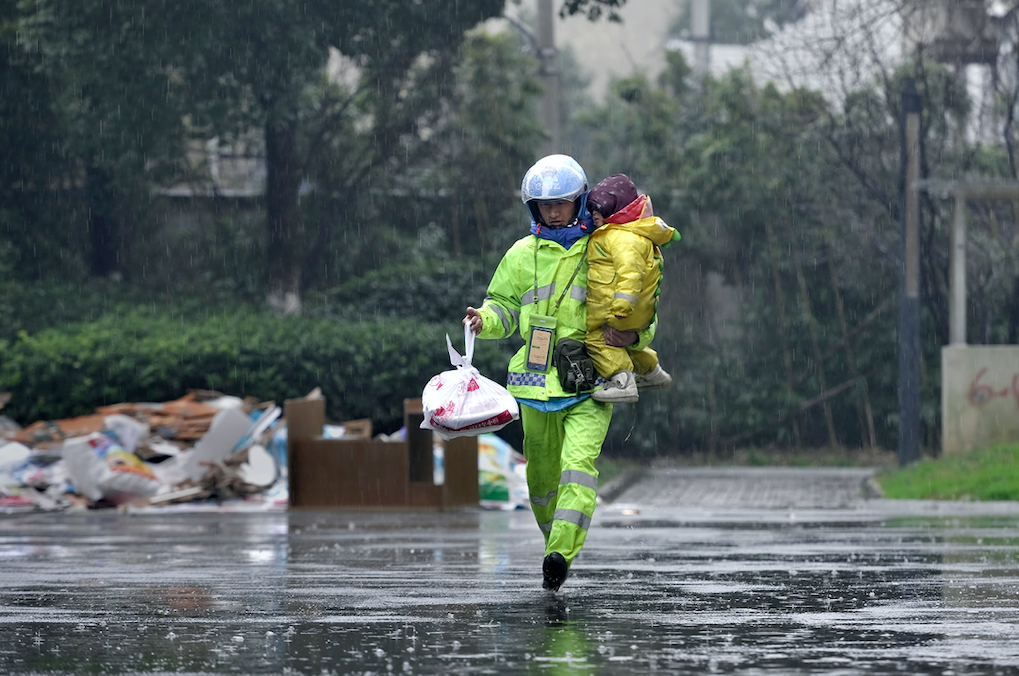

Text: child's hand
xmin=463 ymin=307 xmax=483 ymax=334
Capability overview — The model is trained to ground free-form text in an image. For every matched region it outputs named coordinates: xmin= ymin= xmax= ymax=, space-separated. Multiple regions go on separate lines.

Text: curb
xmin=599 ymin=469 xmax=647 ymax=504
xmin=862 ymin=475 xmax=885 ymax=499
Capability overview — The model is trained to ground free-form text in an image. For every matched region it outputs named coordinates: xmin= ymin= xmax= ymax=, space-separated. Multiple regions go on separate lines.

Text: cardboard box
xmin=286 ymin=397 xmax=478 ymax=510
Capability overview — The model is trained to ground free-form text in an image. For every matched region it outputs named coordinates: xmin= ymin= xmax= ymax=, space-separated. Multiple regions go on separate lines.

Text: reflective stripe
xmin=508 ymin=307 xmax=520 ymax=327
xmin=537 ymin=520 xmax=553 ymax=533
xmin=614 ymin=291 xmax=638 ymax=303
xmin=560 ymin=469 xmax=598 ymax=491
xmin=522 ymin=283 xmax=555 ymax=306
xmin=554 ymin=508 xmax=592 ymax=531
xmin=487 ymin=302 xmax=512 ymax=334
xmin=531 ymin=489 xmax=558 ymax=507
xmin=570 ymin=285 xmax=587 ymax=302
xmin=508 ymin=372 xmax=546 ymax=388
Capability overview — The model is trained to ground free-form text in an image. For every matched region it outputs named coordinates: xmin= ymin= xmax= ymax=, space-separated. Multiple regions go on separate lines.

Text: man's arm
xmin=603 ymin=316 xmax=656 ymax=349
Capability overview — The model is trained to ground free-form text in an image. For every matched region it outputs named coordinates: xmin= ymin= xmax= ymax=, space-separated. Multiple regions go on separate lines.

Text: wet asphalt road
xmin=2 ymin=470 xmax=1019 ymax=674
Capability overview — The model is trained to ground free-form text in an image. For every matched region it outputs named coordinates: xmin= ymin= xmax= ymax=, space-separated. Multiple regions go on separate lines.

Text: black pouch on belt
xmin=553 ymin=338 xmax=598 ymax=393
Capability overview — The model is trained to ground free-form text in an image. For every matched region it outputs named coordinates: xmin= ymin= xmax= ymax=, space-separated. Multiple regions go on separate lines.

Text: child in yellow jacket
xmin=585 ymin=174 xmax=679 ymax=403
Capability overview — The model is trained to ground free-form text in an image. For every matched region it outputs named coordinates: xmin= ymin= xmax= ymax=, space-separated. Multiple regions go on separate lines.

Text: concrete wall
xmin=942 ymin=345 xmax=1019 ymax=454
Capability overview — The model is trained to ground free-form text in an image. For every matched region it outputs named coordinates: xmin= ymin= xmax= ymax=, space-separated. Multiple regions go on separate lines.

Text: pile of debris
xmin=0 ymin=390 xmax=312 ymax=512
xmin=1 ymin=390 xmax=530 ymax=514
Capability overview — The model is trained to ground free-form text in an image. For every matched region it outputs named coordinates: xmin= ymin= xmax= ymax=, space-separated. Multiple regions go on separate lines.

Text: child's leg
xmin=629 ymin=347 xmax=659 ymax=376
xmin=630 ymin=346 xmax=672 ymax=390
xmin=585 ymin=325 xmax=634 ymax=379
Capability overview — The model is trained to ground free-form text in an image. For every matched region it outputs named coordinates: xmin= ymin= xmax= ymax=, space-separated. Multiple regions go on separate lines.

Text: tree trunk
xmin=764 ymin=220 xmax=802 ymax=451
xmin=265 ymin=118 xmax=304 ymax=316
xmin=85 ymin=165 xmax=131 ymax=280
xmin=827 ymin=248 xmax=877 ymax=449
xmin=793 ymin=252 xmax=840 ymax=452
xmin=302 ymin=197 xmax=334 ymax=290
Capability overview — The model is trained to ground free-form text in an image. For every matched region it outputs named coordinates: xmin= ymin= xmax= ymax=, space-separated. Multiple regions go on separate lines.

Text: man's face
xmin=536 ymin=199 xmax=576 ymax=227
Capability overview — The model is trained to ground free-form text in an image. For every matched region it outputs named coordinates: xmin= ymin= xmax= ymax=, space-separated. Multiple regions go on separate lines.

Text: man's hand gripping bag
xmin=421 ymin=325 xmax=519 ymax=440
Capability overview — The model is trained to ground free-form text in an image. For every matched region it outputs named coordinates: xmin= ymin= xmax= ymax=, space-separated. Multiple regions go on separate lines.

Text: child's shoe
xmin=592 ymin=370 xmax=639 ymax=403
xmin=635 ymin=365 xmax=673 ymax=390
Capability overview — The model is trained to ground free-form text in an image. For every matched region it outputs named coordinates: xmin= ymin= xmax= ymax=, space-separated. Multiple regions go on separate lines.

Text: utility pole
xmin=691 ymin=0 xmax=711 ymax=76
xmin=898 ymin=78 xmax=922 ymax=465
xmin=537 ymin=0 xmax=560 ymax=154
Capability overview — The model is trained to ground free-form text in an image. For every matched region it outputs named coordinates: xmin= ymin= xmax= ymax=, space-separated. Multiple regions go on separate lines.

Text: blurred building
xmin=503 ymin=0 xmax=682 ymax=102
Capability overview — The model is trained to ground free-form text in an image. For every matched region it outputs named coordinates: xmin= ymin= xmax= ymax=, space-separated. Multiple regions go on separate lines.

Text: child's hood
xmin=597 ymin=195 xmax=679 ymax=246
xmin=601 ymin=216 xmax=678 ymax=246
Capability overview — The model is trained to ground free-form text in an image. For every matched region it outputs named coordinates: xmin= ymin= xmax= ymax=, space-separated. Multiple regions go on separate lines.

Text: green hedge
xmin=0 ymin=310 xmax=514 ymax=433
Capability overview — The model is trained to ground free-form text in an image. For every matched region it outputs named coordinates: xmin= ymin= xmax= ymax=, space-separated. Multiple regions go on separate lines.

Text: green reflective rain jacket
xmin=477 ymin=233 xmax=656 ymax=400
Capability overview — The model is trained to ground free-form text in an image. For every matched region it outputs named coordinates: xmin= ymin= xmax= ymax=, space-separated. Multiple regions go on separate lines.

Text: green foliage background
xmin=0 ymin=310 xmax=512 ymax=435
xmin=3 ymin=2 xmax=1019 ymax=459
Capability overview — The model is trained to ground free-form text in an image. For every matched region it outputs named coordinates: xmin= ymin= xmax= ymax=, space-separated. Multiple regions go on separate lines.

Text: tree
xmin=16 ymin=0 xmax=507 ymax=311
xmin=170 ymin=0 xmax=626 ymax=313
xmin=14 ymin=0 xmax=636 ymax=314
xmin=294 ymin=27 xmax=546 ymax=288
xmin=571 ymin=1 xmax=1019 ymax=457
xmin=0 ymin=0 xmax=69 ymax=280
xmin=576 ymin=59 xmax=893 ymax=455
xmin=756 ymin=0 xmax=1019 ymax=445
xmin=18 ymin=0 xmax=193 ymax=281
xmin=421 ymin=30 xmax=547 ymax=258
xmin=168 ymin=1 xmax=514 ymax=314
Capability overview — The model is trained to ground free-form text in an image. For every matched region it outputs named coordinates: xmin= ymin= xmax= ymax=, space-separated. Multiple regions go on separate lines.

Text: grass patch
xmin=876 ymin=443 xmax=1019 ymax=501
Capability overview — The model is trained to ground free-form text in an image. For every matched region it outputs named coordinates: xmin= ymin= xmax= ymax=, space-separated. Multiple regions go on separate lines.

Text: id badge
xmin=525 ymin=314 xmax=557 ymax=372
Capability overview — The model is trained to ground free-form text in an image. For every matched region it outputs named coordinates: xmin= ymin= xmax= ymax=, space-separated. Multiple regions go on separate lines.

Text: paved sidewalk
xmin=610 ymin=466 xmax=878 ymax=509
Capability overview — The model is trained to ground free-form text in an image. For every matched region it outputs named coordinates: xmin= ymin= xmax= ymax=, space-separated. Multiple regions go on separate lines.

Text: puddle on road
xmin=0 ymin=509 xmax=1018 ymax=674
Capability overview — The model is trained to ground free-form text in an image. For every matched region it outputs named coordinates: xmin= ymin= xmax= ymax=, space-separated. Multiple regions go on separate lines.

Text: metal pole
xmin=949 ymin=193 xmax=967 ymax=345
xmin=691 ymin=0 xmax=710 ymax=76
xmin=537 ymin=0 xmax=560 ymax=154
xmin=898 ymin=78 xmax=922 ymax=465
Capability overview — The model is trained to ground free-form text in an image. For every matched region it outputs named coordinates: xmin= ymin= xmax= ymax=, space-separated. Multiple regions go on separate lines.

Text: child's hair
xmin=587 ymin=174 xmax=638 ymax=218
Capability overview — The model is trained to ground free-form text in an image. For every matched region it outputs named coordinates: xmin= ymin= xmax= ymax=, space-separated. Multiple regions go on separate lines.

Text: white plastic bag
xmin=62 ymin=433 xmax=162 ymax=504
xmin=421 ymin=325 xmax=519 ymax=440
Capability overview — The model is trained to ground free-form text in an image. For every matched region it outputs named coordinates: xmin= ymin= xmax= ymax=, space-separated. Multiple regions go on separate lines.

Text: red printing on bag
xmin=433 ymin=401 xmax=456 ymax=418
xmin=433 ymin=395 xmax=504 ymax=419
xmin=427 ymin=410 xmax=514 ymax=432
xmin=467 ymin=378 xmax=479 ymax=392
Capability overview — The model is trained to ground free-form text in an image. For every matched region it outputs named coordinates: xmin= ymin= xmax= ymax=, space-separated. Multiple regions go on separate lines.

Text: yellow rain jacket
xmin=586 ymin=196 xmax=678 ymax=377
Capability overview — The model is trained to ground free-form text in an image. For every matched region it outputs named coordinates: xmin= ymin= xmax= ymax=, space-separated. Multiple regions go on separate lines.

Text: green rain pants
xmin=520 ymin=397 xmax=613 ymax=566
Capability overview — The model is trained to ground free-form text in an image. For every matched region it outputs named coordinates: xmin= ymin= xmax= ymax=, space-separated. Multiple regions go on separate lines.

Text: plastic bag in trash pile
xmin=63 ymin=432 xmax=161 ymax=505
xmin=421 ymin=325 xmax=519 ymax=440
xmin=478 ymin=433 xmax=528 ymax=510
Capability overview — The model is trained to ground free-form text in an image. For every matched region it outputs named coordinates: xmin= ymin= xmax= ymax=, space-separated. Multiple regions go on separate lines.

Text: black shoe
xmin=542 ymin=552 xmax=569 ymax=591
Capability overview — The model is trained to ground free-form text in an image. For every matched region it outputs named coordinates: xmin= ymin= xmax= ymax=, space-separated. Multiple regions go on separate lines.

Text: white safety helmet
xmin=520 ymin=154 xmax=589 ymax=226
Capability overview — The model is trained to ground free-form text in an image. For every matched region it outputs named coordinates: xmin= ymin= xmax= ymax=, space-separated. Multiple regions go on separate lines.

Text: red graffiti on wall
xmin=967 ymin=367 xmax=1019 ymax=408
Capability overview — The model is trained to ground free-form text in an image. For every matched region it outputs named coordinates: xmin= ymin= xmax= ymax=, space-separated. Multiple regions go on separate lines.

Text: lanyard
xmin=533 ymin=235 xmax=586 ymax=316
